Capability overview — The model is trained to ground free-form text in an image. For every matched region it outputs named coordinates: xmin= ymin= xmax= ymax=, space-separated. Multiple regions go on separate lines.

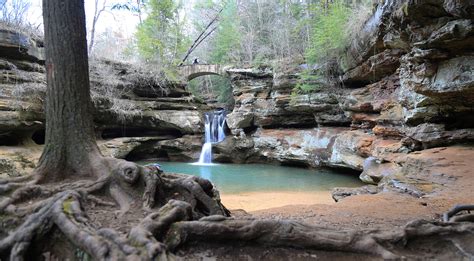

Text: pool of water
xmin=140 ymin=162 xmax=363 ymax=194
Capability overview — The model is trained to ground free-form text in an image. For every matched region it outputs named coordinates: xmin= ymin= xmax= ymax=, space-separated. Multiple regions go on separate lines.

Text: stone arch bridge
xmin=178 ymin=64 xmax=229 ymax=81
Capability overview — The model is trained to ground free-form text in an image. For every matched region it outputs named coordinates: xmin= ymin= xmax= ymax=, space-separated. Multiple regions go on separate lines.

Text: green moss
xmin=62 ymin=198 xmax=74 ymax=216
xmin=163 ymin=225 xmax=181 ymax=246
xmin=293 ymin=72 xmax=323 ymax=95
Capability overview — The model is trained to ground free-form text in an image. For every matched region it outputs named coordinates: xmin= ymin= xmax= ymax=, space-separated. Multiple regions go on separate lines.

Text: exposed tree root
xmin=443 ymin=204 xmax=474 ymax=222
xmin=164 ymin=215 xmax=474 ymax=259
xmin=0 ymin=158 xmax=230 ymax=259
xmin=1 ymin=160 xmax=472 ymax=259
xmin=0 ymin=158 xmax=228 ymax=217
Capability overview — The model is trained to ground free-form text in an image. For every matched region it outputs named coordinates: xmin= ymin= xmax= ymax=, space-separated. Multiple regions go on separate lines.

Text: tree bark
xmin=37 ymin=0 xmax=101 ymax=182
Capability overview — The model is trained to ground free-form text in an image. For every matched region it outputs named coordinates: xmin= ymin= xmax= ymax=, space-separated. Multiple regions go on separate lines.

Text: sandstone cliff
xmin=216 ymin=0 xmax=473 ymax=198
xmin=0 ymin=27 xmax=207 ymax=177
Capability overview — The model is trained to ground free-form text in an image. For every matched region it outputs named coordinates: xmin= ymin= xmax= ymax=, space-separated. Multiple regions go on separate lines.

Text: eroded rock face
xmin=0 ymin=29 xmax=45 ymax=62
xmin=0 ymin=30 xmax=207 ymax=174
xmin=228 ymin=66 xmax=350 ymax=131
xmin=219 ymin=0 xmax=474 ymax=192
xmin=250 ymin=128 xmax=344 ymax=167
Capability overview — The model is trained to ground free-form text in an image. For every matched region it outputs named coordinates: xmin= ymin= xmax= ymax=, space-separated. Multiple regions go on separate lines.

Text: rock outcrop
xmin=0 ymin=27 xmax=207 ymax=176
xmin=217 ymin=0 xmax=474 ymax=196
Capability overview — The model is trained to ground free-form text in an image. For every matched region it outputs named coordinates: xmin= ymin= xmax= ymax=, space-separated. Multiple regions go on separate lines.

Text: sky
xmin=25 ymin=0 xmax=141 ymax=38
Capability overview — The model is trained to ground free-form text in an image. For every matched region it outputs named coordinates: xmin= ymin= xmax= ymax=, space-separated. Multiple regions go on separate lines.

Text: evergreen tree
xmin=135 ymin=0 xmax=190 ymax=67
xmin=209 ymin=0 xmax=241 ymax=64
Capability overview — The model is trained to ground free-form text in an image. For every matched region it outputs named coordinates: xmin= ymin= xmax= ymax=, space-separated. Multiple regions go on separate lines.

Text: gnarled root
xmin=443 ymin=204 xmax=474 ymax=222
xmin=2 ymin=188 xmax=474 ymax=260
xmin=0 ymin=158 xmax=228 ymax=219
xmin=164 ymin=216 xmax=399 ymax=259
xmin=159 ymin=173 xmax=230 ymax=218
xmin=128 ymin=200 xmax=193 ymax=259
xmin=0 ymin=158 xmax=230 ymax=259
xmin=0 ymin=190 xmax=177 ymax=260
xmin=163 ymin=215 xmax=474 ymax=259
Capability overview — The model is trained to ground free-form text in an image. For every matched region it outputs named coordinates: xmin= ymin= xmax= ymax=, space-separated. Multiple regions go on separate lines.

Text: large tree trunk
xmin=36 ymin=0 xmax=102 ymax=182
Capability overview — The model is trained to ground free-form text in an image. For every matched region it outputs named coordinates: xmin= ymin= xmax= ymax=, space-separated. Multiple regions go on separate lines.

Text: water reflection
xmin=144 ymin=162 xmax=363 ymax=194
xmin=197 ymin=165 xmax=213 ymax=180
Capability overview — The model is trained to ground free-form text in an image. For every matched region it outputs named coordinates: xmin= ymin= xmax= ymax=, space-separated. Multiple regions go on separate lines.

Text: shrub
xmin=295 ymin=0 xmax=373 ymax=94
xmin=305 ymin=1 xmax=350 ymax=64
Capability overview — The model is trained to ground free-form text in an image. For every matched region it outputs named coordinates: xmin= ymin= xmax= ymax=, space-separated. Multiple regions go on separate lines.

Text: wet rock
xmin=342 ymin=1 xmax=397 ymax=70
xmin=214 ymin=135 xmax=255 ymax=163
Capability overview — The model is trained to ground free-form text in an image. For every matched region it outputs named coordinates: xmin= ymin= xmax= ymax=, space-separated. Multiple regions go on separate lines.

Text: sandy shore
xmin=220 ymin=191 xmax=335 ymax=212
xmin=221 ymin=146 xmax=474 ymax=230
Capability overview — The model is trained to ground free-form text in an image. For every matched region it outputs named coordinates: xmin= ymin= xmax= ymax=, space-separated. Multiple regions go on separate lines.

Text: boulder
xmin=226 ymin=111 xmax=254 ymax=130
xmin=359 ymin=157 xmax=400 ymax=184
xmin=328 ymin=131 xmax=375 ymax=170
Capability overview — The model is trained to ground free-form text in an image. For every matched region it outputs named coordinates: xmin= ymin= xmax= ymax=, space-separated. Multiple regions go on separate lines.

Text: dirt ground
xmin=1 ymin=145 xmax=473 ymax=260
xmin=170 ymin=146 xmax=473 ymax=260
xmin=226 ymin=146 xmax=474 ymax=230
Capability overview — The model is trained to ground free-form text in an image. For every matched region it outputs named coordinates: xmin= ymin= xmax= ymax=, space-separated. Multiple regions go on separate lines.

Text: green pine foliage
xmin=135 ymin=0 xmax=190 ymax=67
xmin=305 ymin=1 xmax=350 ymax=64
xmin=209 ymin=0 xmax=241 ymax=64
xmin=295 ymin=0 xmax=351 ymax=94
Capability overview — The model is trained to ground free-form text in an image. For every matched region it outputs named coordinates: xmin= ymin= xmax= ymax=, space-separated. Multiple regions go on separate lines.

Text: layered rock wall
xmin=0 ymin=27 xmax=207 ymax=177
xmin=218 ymin=0 xmax=473 ymax=194
xmin=0 ymin=0 xmax=472 ymax=193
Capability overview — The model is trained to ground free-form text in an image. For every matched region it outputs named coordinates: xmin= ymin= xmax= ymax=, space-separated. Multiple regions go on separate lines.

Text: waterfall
xmin=196 ymin=110 xmax=226 ymax=164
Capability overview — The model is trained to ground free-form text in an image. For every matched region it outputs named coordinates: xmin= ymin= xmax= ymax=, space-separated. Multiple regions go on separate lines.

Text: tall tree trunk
xmin=37 ymin=0 xmax=101 ymax=182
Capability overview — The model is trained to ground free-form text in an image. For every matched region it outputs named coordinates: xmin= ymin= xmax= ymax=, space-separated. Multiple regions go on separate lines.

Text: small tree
xmin=135 ymin=0 xmax=190 ymax=67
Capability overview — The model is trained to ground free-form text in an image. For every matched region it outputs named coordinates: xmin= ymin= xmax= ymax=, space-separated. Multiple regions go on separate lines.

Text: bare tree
xmin=88 ymin=0 xmax=108 ymax=54
xmin=0 ymin=0 xmax=31 ymax=26
xmin=180 ymin=5 xmax=224 ymax=65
